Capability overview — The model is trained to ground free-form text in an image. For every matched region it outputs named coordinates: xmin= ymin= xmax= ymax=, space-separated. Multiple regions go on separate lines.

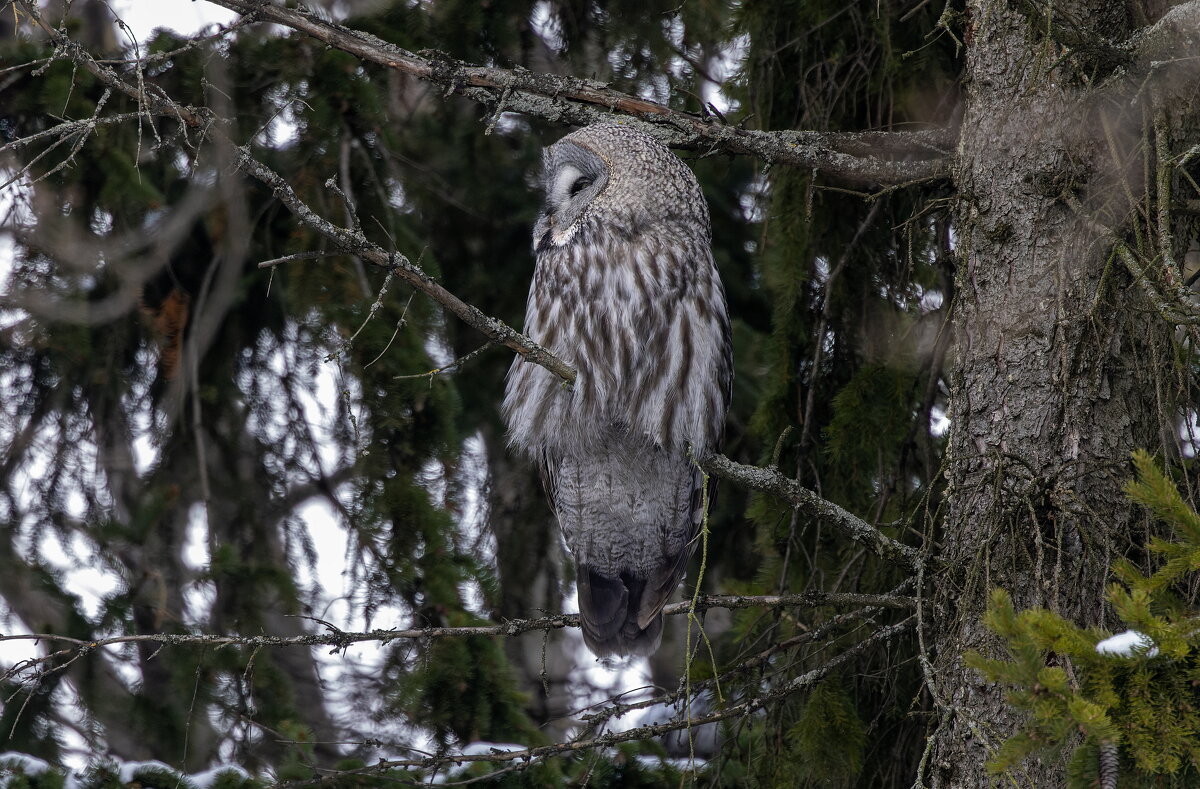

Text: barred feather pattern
xmin=503 ymin=124 xmax=732 ymax=657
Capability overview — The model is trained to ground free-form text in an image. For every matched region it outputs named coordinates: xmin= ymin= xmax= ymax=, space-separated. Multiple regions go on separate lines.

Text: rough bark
xmin=928 ymin=2 xmax=1174 ymax=785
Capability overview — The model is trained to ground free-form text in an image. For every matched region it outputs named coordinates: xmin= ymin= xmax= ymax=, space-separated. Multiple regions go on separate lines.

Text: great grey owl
xmin=503 ymin=123 xmax=733 ymax=658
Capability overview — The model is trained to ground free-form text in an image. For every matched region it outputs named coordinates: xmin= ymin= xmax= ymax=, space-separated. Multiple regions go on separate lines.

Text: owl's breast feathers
xmin=504 ymin=227 xmax=730 ymax=456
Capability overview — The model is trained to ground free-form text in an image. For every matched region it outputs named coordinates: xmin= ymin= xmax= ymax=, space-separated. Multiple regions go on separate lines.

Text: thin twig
xmin=257 ymin=251 xmax=338 ymax=268
xmin=393 ymin=342 xmax=495 ymax=381
xmin=269 ymin=619 xmax=915 ymax=786
xmin=13 ymin=3 xmax=577 ymax=385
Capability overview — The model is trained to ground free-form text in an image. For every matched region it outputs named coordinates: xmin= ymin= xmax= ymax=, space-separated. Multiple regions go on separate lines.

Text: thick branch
xmin=203 ymin=0 xmax=951 ymax=185
xmin=1126 ymin=0 xmax=1200 ymax=66
xmin=1017 ymin=0 xmax=1200 ymax=78
xmin=699 ymin=451 xmax=920 ymax=569
xmin=1012 ymin=1 xmax=1133 ymax=72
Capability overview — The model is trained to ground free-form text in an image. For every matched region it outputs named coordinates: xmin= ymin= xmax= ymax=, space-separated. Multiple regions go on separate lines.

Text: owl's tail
xmin=577 ymin=564 xmax=680 ymax=657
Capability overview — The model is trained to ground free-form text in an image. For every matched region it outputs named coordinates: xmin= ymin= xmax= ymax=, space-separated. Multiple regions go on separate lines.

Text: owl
xmin=503 ymin=123 xmax=733 ymax=658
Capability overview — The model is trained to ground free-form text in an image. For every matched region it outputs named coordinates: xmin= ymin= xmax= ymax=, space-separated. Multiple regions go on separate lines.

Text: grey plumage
xmin=503 ymin=124 xmax=733 ymax=658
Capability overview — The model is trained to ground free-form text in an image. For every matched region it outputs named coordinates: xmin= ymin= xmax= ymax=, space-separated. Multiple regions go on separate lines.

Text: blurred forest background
xmin=2 ymin=0 xmax=1198 ymax=787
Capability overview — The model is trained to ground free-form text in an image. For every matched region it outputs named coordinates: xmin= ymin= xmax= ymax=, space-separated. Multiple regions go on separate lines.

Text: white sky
xmin=110 ymin=0 xmax=239 ymax=43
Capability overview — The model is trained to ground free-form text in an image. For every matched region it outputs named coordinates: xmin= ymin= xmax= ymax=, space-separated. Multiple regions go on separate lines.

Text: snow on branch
xmin=203 ymin=0 xmax=952 ymax=186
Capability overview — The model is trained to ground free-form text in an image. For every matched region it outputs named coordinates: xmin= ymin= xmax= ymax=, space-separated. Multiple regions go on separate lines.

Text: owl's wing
xmin=551 ymin=449 xmax=714 ymax=658
xmin=576 ymin=567 xmax=663 ymax=657
xmin=632 ymin=463 xmax=715 ymax=631
xmin=536 ymin=448 xmax=557 ymax=515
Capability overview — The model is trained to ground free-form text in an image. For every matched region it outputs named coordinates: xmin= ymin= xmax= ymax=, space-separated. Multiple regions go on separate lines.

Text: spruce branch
xmin=234 ymin=149 xmax=577 ymax=383
xmin=577 ymin=579 xmax=916 ymax=735
xmin=1123 ymin=0 xmax=1200 ymax=69
xmin=1012 ymin=0 xmax=1132 ymax=73
xmin=12 ymin=7 xmax=935 ymax=561
xmin=1015 ymin=0 xmax=1200 ymax=86
xmin=3 ymin=618 xmax=913 ymax=784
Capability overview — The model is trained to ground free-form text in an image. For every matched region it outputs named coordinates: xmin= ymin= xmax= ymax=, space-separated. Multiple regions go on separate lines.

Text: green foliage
xmin=702 ymin=2 xmax=960 ymax=784
xmin=0 ymin=0 xmax=960 ymax=783
xmin=788 ymin=677 xmax=868 ymax=785
xmin=385 ymin=623 xmax=541 ymax=746
xmin=0 ymin=756 xmax=65 ymax=789
xmin=971 ymin=451 xmax=1200 ymax=786
xmin=825 ymin=363 xmax=919 ymax=483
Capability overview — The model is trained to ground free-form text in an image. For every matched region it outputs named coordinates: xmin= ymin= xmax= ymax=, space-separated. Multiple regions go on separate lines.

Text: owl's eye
xmin=569 ymin=176 xmax=594 ymax=197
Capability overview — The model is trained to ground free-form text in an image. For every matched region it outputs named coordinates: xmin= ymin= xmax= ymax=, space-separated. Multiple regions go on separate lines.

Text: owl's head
xmin=535 ymin=123 xmax=708 ymax=251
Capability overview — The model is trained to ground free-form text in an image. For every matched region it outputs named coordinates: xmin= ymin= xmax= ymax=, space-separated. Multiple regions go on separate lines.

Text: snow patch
xmin=0 ymin=753 xmax=50 ymax=777
xmin=1096 ymin=629 xmax=1158 ymax=658
xmin=117 ymin=760 xmax=177 ymax=783
xmin=188 ymin=765 xmax=252 ymax=788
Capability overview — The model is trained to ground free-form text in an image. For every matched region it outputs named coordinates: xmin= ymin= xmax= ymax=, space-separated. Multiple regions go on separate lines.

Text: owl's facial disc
xmin=550 ymin=164 xmax=589 ymax=206
xmin=540 ymin=142 xmax=608 ymax=245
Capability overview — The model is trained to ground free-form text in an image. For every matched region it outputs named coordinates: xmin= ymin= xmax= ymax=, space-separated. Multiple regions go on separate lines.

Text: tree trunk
xmin=929 ymin=2 xmax=1172 ymax=785
xmin=482 ymin=426 xmax=574 ymax=741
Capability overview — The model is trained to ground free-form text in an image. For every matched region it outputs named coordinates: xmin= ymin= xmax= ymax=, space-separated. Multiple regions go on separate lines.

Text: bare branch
xmin=578 ymin=580 xmax=916 ymax=733
xmin=203 ymin=0 xmax=952 ymax=185
xmin=257 ymin=251 xmax=339 ymax=267
xmin=392 ymin=341 xmax=495 ymax=380
xmin=5 ymin=615 xmax=911 ymax=781
xmin=236 ymin=149 xmax=576 ymax=383
xmin=0 ymin=111 xmax=144 ymax=156
xmin=698 ymin=451 xmax=921 ymax=569
xmin=1064 ymin=191 xmax=1200 ymax=326
xmin=0 ymin=590 xmax=913 ymax=665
